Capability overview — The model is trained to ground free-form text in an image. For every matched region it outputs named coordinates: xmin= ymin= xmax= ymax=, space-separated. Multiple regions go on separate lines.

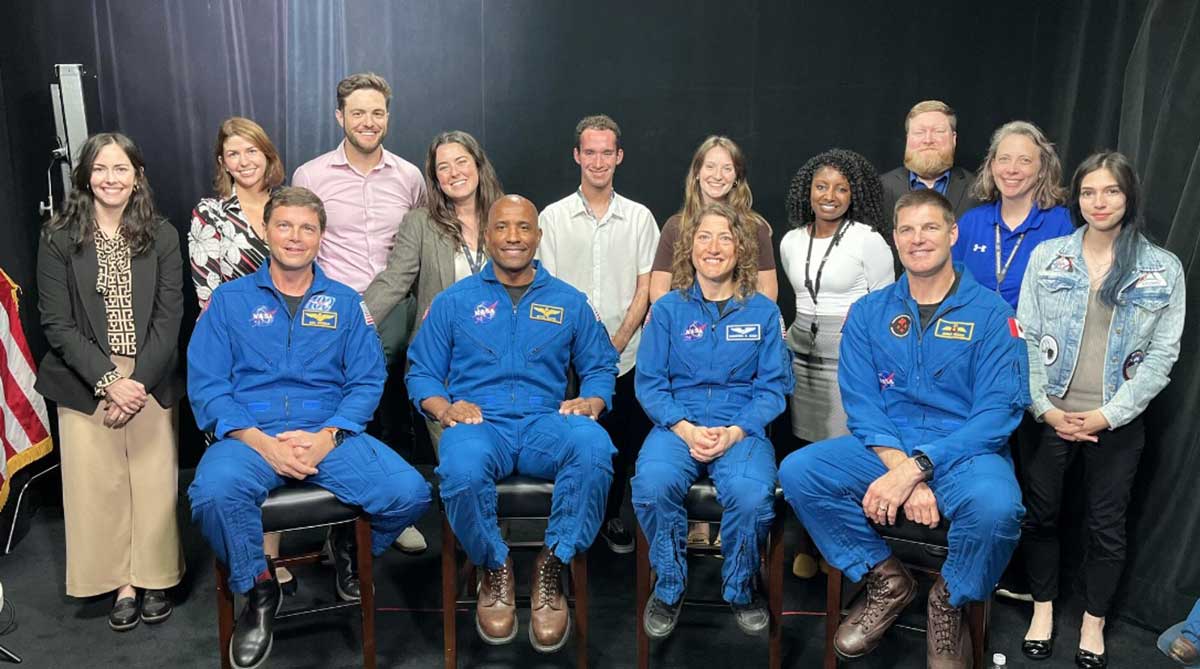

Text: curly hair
xmin=424 ymin=130 xmax=505 ymax=247
xmin=670 ymin=202 xmax=760 ymax=302
xmin=785 ymin=148 xmax=885 ymax=233
xmin=970 ymin=120 xmax=1066 ymax=209
xmin=44 ymin=132 xmax=164 ymax=256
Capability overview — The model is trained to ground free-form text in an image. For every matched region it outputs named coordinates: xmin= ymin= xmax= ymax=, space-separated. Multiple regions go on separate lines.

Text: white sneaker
xmin=393 ymin=526 xmax=427 ymax=554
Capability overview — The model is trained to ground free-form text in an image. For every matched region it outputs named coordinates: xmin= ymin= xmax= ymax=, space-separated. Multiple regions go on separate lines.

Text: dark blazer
xmin=35 ymin=220 xmax=185 ymax=413
xmin=880 ymin=165 xmax=979 ymax=227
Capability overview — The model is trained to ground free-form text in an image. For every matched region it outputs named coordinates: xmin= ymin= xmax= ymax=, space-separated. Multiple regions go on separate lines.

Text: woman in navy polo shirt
xmin=952 ymin=121 xmax=1073 ymax=309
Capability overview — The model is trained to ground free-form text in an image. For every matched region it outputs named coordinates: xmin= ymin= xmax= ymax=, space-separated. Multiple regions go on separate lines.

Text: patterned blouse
xmin=189 ymin=192 xmax=269 ymax=310
xmin=93 ymin=227 xmax=136 ymax=394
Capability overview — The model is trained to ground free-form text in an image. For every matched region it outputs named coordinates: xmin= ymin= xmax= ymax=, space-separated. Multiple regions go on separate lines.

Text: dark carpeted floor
xmin=0 ymin=466 xmax=1177 ymax=668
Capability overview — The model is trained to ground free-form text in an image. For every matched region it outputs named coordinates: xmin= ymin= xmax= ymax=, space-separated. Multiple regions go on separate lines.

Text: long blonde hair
xmin=670 ymin=202 xmax=759 ymax=302
xmin=680 ymin=136 xmax=766 ymax=227
xmin=970 ymin=120 xmax=1066 ymax=209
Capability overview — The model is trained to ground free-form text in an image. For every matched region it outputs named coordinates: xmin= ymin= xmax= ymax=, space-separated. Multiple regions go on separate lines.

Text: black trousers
xmin=600 ymin=368 xmax=650 ymax=521
xmin=1021 ymin=415 xmax=1145 ymax=616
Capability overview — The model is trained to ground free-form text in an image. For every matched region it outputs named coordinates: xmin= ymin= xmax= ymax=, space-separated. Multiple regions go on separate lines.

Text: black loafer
xmin=140 ymin=589 xmax=173 ymax=624
xmin=643 ymin=594 xmax=683 ymax=640
xmin=326 ymin=527 xmax=360 ymax=602
xmin=109 ymin=595 xmax=140 ymax=632
xmin=1075 ymin=648 xmax=1108 ymax=668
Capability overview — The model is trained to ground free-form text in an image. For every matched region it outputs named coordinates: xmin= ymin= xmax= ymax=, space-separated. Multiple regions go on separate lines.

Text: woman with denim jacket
xmin=1015 ymin=151 xmax=1185 ymax=668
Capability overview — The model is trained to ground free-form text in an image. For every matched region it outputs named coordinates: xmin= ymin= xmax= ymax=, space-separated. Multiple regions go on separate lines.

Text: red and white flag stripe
xmin=0 ymin=269 xmax=53 ymax=511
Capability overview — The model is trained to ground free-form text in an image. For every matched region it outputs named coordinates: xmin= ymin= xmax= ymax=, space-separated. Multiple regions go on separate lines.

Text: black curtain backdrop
xmin=0 ymin=0 xmax=1194 ymax=630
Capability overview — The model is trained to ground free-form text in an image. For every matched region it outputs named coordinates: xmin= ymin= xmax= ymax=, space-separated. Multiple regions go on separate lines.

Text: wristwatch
xmin=912 ymin=452 xmax=934 ymax=481
xmin=324 ymin=427 xmax=346 ymax=448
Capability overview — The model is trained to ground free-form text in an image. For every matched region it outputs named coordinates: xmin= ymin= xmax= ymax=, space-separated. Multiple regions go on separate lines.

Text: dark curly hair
xmin=785 ymin=148 xmax=885 ymax=233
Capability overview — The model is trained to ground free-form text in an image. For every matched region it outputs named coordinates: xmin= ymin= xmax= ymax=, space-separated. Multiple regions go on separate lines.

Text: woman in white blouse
xmin=782 ymin=149 xmax=894 ymax=445
xmin=781 ymin=149 xmax=894 ymax=577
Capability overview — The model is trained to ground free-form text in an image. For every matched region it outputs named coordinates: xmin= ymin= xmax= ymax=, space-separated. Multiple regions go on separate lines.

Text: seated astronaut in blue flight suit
xmin=779 ymin=189 xmax=1029 ymax=669
xmin=633 ymin=202 xmax=794 ymax=640
xmin=406 ymin=195 xmax=619 ymax=654
xmin=187 ymin=187 xmax=432 ymax=669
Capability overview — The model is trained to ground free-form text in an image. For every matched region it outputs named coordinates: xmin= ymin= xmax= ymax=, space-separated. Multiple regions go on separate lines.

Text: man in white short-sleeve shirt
xmin=538 ymin=114 xmax=659 ymax=554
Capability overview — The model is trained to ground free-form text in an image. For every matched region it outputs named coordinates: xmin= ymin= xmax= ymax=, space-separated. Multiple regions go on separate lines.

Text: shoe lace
xmin=534 ymin=555 xmax=564 ymax=607
xmin=852 ymin=571 xmax=892 ymax=628
xmin=929 ymin=588 xmax=961 ymax=655
xmin=485 ymin=563 xmax=511 ymax=602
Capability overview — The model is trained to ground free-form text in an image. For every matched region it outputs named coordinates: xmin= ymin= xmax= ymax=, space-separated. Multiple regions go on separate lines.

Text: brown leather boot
xmin=834 ymin=555 xmax=917 ymax=659
xmin=475 ymin=556 xmax=516 ymax=645
xmin=927 ymin=574 xmax=972 ymax=668
xmin=529 ymin=547 xmax=570 ymax=653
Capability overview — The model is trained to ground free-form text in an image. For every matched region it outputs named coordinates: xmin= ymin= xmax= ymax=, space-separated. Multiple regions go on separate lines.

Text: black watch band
xmin=912 ymin=452 xmax=934 ymax=480
xmin=329 ymin=427 xmax=346 ymax=447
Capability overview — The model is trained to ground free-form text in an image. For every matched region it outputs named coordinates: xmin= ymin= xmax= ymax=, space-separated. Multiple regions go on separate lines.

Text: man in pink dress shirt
xmin=292 ymin=72 xmax=428 ymax=553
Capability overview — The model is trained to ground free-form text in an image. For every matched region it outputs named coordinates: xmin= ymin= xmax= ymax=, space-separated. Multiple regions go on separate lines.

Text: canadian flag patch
xmin=1007 ymin=317 xmax=1024 ymax=339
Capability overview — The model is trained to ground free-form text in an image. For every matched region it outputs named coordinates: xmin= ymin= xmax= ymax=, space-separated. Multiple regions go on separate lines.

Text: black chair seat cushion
xmin=261 ymin=481 xmax=360 ymax=533
xmin=870 ymin=516 xmax=952 ymax=568
xmin=684 ymin=477 xmax=786 ymax=523
xmin=495 ymin=475 xmax=556 ymax=518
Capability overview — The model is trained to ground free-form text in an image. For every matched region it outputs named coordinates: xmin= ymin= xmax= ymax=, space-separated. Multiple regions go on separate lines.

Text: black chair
xmin=822 ymin=516 xmax=989 ymax=669
xmin=635 ymin=477 xmax=787 ymax=669
xmin=440 ymin=475 xmax=590 ymax=668
xmin=214 ymin=482 xmax=377 ymax=669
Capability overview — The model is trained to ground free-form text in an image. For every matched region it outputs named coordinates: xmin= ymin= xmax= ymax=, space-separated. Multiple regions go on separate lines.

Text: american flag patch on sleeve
xmin=361 ymin=302 xmax=375 ymax=326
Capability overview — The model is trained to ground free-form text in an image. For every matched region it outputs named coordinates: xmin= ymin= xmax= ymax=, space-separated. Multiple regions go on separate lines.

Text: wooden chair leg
xmin=824 ymin=566 xmax=842 ymax=669
xmin=768 ymin=519 xmax=784 ymax=669
xmin=573 ymin=552 xmax=588 ymax=669
xmin=969 ymin=598 xmax=989 ymax=668
xmin=215 ymin=560 xmax=235 ymax=669
xmin=355 ymin=518 xmax=377 ymax=669
xmin=636 ymin=526 xmax=650 ymax=669
xmin=441 ymin=513 xmax=458 ymax=669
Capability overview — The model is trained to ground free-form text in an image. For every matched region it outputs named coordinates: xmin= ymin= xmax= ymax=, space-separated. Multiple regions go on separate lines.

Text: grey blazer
xmin=880 ymin=165 xmax=979 ymax=225
xmin=363 ymin=208 xmax=466 ymax=345
xmin=35 ymin=221 xmax=185 ymax=413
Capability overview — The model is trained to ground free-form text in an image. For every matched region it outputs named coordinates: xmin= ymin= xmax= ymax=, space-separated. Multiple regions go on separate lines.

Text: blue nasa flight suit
xmin=187 ymin=261 xmax=432 ymax=594
xmin=406 ymin=260 xmax=618 ymax=569
xmin=779 ymin=265 xmax=1029 ymax=607
xmin=631 ymin=283 xmax=793 ymax=606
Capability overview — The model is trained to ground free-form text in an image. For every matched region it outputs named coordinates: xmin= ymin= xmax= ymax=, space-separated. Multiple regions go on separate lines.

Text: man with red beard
xmin=880 ymin=101 xmax=978 ymax=226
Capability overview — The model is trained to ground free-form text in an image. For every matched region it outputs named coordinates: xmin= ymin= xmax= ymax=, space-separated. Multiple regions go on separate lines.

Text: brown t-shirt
xmin=651 ymin=213 xmax=776 ymax=272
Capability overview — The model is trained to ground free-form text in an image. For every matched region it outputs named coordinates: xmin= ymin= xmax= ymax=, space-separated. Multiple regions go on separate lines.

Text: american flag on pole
xmin=0 ymin=268 xmax=52 ymax=511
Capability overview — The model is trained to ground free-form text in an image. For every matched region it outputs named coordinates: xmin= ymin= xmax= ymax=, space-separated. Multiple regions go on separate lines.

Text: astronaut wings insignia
xmin=301 ymin=309 xmax=339 ymax=329
xmin=725 ymin=323 xmax=761 ymax=341
xmin=529 ymin=303 xmax=565 ymax=325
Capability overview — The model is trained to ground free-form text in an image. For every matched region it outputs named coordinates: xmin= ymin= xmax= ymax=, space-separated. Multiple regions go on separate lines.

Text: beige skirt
xmin=57 ymin=355 xmax=184 ymax=597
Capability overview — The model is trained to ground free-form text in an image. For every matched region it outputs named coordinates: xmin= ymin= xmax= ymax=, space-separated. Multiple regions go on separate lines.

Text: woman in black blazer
xmin=36 ymin=132 xmax=185 ymax=632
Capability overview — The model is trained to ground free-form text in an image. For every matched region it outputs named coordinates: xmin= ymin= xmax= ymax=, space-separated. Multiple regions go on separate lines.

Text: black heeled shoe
xmin=1075 ymin=647 xmax=1108 ymax=668
xmin=1022 ymin=631 xmax=1055 ymax=660
xmin=277 ymin=566 xmax=298 ymax=596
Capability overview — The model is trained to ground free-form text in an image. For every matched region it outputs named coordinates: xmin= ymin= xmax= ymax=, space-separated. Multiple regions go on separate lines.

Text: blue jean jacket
xmin=1016 ymin=227 xmax=1185 ymax=428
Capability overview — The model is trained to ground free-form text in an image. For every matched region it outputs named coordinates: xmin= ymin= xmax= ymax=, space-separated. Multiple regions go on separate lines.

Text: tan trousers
xmin=58 ymin=356 xmax=184 ymax=597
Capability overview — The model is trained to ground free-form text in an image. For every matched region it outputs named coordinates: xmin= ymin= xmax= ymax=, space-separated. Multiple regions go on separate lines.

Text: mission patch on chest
xmin=725 ymin=323 xmax=761 ymax=341
xmin=933 ymin=319 xmax=974 ymax=341
xmin=530 ymin=303 xmax=564 ymax=325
